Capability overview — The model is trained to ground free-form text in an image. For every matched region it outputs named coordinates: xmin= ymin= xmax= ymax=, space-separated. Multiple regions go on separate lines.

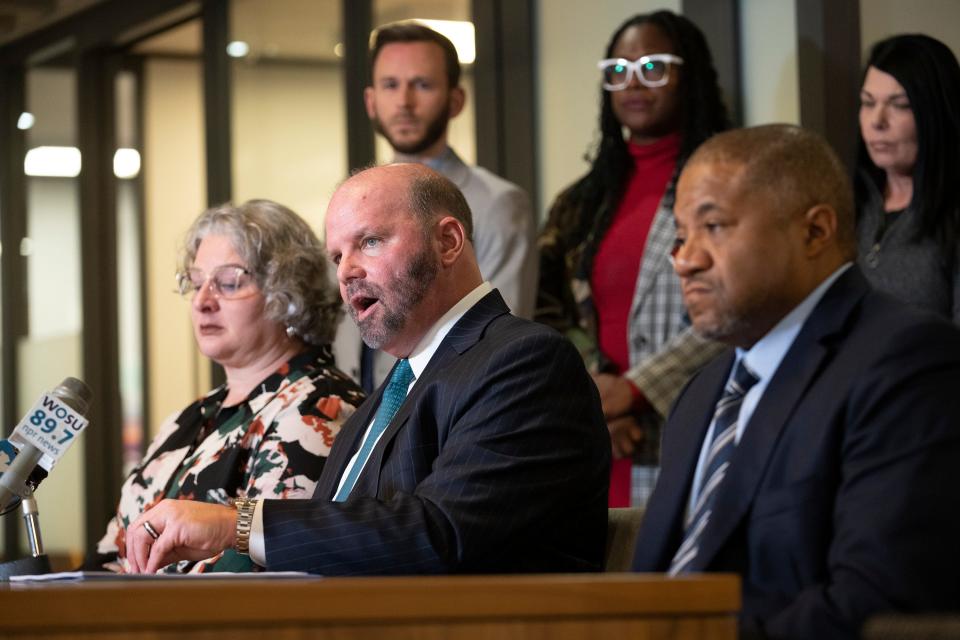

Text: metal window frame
xmin=0 ymin=64 xmax=28 ymax=558
xmin=796 ymin=0 xmax=861 ymax=170
xmin=0 ymin=0 xmax=550 ymax=560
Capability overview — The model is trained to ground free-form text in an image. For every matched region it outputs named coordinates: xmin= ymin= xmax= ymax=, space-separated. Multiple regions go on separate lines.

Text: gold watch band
xmin=233 ymin=497 xmax=258 ymax=556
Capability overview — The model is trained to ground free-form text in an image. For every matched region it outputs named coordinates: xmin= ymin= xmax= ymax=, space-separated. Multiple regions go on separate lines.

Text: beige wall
xmin=738 ymin=0 xmax=960 ymax=127
xmin=143 ymin=58 xmax=209 ymax=436
xmin=535 ymin=0 xmax=680 ymax=222
xmin=232 ymin=62 xmax=347 ymax=230
xmin=861 ymin=0 xmax=960 ymax=59
xmin=740 ymin=0 xmax=799 ymax=126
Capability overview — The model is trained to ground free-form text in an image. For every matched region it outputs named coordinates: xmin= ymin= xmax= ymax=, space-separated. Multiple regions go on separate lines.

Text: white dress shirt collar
xmin=738 ymin=262 xmax=853 ymax=388
xmin=406 ymin=281 xmax=493 ymax=381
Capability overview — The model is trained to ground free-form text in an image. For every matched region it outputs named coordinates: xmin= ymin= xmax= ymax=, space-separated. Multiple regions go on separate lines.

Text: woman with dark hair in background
xmin=86 ymin=199 xmax=365 ymax=573
xmin=537 ymin=10 xmax=728 ymax=507
xmin=856 ymin=34 xmax=960 ymax=321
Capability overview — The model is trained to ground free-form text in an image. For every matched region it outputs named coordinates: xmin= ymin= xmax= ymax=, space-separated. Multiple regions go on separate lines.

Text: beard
xmin=371 ymin=103 xmax=451 ymax=156
xmin=690 ymin=311 xmax=754 ymax=346
xmin=685 ymin=286 xmax=772 ymax=349
xmin=345 ymin=245 xmax=439 ymax=350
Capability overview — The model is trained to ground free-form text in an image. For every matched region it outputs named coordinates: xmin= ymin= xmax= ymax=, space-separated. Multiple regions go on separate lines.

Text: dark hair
xmin=370 ymin=22 xmax=461 ymax=88
xmin=692 ymin=124 xmax=857 ymax=258
xmin=855 ymin=34 xmax=960 ymax=255
xmin=572 ymin=10 xmax=729 ymax=264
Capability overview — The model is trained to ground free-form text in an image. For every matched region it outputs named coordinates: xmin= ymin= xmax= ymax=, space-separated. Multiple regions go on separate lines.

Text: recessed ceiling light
xmin=226 ymin=40 xmax=250 ymax=58
xmin=17 ymin=112 xmax=35 ymax=130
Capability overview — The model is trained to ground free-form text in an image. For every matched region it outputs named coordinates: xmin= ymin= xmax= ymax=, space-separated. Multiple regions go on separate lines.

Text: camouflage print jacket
xmin=536 ymin=179 xmax=724 ymax=423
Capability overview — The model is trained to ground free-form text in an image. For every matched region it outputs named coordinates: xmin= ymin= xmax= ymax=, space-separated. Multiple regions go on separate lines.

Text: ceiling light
xmin=416 ymin=20 xmax=475 ymax=64
xmin=24 ymin=147 xmax=141 ymax=179
xmin=17 ymin=112 xmax=35 ymax=130
xmin=113 ymin=148 xmax=141 ymax=179
xmin=226 ymin=40 xmax=250 ymax=58
xmin=24 ymin=146 xmax=81 ymax=178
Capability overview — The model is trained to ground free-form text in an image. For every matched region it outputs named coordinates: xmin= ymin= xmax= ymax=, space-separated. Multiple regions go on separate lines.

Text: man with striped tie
xmin=126 ymin=163 xmax=610 ymax=576
xmin=631 ymin=125 xmax=960 ymax=638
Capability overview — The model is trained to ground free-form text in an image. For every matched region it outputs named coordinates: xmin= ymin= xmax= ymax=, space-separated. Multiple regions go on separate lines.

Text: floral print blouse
xmin=92 ymin=345 xmax=365 ymax=573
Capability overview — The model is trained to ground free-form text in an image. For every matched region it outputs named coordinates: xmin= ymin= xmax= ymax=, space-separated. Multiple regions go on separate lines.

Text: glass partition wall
xmin=229 ymin=0 xmax=346 ymax=230
xmin=132 ymin=17 xmax=210 ymax=443
xmin=115 ymin=69 xmax=146 ymax=475
xmin=18 ymin=60 xmax=85 ymax=563
xmin=0 ymin=0 xmax=519 ymax=566
xmin=0 ymin=5 xmax=211 ymax=565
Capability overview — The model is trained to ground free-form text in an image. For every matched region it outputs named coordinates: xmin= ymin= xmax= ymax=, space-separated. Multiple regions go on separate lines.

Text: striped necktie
xmin=334 ymin=359 xmax=415 ymax=502
xmin=669 ymin=358 xmax=759 ymax=575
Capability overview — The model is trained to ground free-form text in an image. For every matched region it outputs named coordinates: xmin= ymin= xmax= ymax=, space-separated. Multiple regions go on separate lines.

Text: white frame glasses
xmin=597 ymin=54 xmax=684 ymax=90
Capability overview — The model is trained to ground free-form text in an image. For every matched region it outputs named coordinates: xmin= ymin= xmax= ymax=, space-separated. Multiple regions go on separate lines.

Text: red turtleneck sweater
xmin=591 ymin=132 xmax=680 ymax=374
xmin=591 ymin=133 xmax=680 ymax=508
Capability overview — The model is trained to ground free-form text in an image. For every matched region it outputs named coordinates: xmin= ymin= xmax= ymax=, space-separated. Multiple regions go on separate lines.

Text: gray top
xmin=856 ymin=180 xmax=960 ymax=323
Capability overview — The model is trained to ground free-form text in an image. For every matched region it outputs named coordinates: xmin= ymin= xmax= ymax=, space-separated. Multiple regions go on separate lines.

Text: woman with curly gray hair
xmin=87 ymin=199 xmax=365 ymax=574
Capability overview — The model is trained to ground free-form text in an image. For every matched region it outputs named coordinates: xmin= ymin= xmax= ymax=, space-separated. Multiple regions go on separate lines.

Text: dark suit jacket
xmin=632 ymin=267 xmax=960 ymax=638
xmin=264 ymin=290 xmax=611 ymax=575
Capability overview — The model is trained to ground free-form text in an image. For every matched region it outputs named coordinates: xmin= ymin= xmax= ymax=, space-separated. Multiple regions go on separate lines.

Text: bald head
xmin=687 ymin=124 xmax=856 ymax=258
xmin=325 ymin=163 xmax=482 ymax=357
xmin=345 ymin=163 xmax=474 ymax=240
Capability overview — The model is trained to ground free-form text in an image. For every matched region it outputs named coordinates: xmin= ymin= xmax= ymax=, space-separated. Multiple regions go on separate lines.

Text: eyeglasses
xmin=175 ymin=265 xmax=255 ymax=300
xmin=597 ymin=54 xmax=684 ymax=90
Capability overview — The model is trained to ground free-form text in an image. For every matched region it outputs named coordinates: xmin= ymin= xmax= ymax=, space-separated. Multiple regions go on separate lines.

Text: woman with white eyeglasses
xmin=84 ymin=199 xmax=365 ymax=573
xmin=536 ymin=10 xmax=729 ymax=507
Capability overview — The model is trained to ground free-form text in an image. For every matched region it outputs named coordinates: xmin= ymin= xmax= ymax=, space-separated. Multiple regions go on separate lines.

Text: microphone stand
xmin=0 ymin=489 xmax=52 ymax=580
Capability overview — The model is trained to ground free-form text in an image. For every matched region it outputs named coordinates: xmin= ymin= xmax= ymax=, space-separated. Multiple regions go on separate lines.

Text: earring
xmin=286 ymin=326 xmax=297 ymax=338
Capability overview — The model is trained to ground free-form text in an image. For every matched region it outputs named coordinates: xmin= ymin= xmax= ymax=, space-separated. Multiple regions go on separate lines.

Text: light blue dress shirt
xmin=687 ymin=264 xmax=852 ymax=510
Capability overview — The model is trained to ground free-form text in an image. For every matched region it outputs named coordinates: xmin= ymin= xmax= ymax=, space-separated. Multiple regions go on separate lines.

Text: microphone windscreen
xmin=52 ymin=377 xmax=93 ymax=417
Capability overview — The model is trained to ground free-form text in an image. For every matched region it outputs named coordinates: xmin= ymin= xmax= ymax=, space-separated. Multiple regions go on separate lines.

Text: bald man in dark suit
xmin=127 ymin=164 xmax=610 ymax=575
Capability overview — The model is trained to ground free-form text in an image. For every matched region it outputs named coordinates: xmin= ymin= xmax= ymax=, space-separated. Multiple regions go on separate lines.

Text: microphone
xmin=0 ymin=378 xmax=92 ymax=511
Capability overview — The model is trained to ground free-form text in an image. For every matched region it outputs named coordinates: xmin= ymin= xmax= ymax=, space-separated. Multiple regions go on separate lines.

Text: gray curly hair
xmin=180 ymin=199 xmax=340 ymax=345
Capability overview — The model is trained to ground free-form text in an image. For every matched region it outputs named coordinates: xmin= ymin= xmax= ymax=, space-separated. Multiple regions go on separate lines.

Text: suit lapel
xmin=351 ymin=290 xmax=511 ymax=496
xmin=636 ymin=353 xmax=732 ymax=568
xmin=314 ymin=380 xmax=385 ymax=499
xmin=689 ymin=267 xmax=870 ymax=570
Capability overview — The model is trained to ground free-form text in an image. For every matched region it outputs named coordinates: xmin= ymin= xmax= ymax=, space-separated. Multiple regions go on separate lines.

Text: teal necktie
xmin=334 ymin=359 xmax=415 ymax=502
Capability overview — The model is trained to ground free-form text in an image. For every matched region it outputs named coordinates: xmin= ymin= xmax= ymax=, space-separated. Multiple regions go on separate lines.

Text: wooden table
xmin=1 ymin=573 xmax=740 ymax=639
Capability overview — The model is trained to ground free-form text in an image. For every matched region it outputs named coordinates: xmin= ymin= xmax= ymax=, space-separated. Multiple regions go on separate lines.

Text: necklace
xmin=864 ymin=208 xmax=905 ymax=268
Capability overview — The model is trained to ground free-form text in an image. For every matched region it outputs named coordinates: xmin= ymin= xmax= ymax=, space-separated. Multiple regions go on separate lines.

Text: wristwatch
xmin=233 ymin=497 xmax=258 ymax=555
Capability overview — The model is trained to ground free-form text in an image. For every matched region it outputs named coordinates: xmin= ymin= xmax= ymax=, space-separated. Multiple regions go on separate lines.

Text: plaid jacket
xmin=537 ymin=182 xmax=723 ymax=419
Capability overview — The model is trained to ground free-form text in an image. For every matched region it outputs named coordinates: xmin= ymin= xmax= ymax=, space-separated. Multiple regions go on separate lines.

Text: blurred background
xmin=0 ymin=0 xmax=957 ymax=568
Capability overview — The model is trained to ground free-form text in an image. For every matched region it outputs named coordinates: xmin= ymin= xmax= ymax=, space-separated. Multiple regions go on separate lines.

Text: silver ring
xmin=142 ymin=521 xmax=160 ymax=540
